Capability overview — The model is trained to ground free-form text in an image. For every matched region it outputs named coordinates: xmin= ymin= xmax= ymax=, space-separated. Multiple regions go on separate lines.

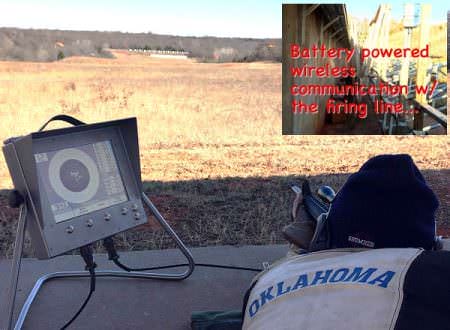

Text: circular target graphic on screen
xmin=59 ymin=159 xmax=90 ymax=192
xmin=48 ymin=148 xmax=100 ymax=204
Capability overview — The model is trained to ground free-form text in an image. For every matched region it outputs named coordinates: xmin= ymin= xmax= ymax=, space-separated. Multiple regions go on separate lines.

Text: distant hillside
xmin=0 ymin=28 xmax=281 ymax=62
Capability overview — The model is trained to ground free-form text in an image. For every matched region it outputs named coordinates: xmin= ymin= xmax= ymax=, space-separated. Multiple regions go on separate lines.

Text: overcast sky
xmin=0 ymin=1 xmax=446 ymax=38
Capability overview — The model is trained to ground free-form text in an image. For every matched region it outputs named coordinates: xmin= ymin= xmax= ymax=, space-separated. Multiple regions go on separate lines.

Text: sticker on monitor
xmin=35 ymin=140 xmax=128 ymax=223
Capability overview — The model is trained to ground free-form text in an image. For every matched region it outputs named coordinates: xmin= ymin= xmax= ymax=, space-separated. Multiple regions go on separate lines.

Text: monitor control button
xmin=66 ymin=225 xmax=74 ymax=234
xmin=86 ymin=219 xmax=94 ymax=227
xmin=104 ymin=213 xmax=112 ymax=221
xmin=121 ymin=207 xmax=128 ymax=215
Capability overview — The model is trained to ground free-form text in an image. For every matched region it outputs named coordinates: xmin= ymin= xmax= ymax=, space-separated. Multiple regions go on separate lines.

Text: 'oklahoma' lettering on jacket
xmin=247 ymin=267 xmax=396 ymax=318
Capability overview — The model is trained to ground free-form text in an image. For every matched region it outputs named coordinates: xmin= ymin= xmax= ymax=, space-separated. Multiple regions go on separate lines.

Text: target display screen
xmin=34 ymin=140 xmax=128 ymax=223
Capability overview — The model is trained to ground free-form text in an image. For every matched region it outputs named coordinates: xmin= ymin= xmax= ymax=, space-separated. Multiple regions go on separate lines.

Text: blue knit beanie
xmin=328 ymin=154 xmax=439 ymax=250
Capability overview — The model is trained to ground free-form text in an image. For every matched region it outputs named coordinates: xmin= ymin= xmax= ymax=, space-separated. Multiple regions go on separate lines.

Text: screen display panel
xmin=34 ymin=140 xmax=128 ymax=223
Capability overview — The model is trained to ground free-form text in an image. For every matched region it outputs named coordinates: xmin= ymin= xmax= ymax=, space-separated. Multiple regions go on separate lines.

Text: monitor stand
xmin=3 ymin=191 xmax=195 ymax=330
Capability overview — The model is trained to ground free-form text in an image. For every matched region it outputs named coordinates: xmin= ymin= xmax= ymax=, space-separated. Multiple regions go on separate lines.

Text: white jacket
xmin=243 ymin=248 xmax=450 ymax=330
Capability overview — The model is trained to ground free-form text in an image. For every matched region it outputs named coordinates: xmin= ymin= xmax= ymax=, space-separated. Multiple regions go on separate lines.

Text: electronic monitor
xmin=3 ymin=118 xmax=147 ymax=259
xmin=35 ymin=141 xmax=128 ymax=223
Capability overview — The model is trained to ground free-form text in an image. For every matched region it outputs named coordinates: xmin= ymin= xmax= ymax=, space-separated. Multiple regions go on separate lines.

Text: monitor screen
xmin=35 ymin=140 xmax=128 ymax=223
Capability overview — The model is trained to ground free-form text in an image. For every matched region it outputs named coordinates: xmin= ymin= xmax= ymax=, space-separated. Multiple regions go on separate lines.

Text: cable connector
xmin=102 ymin=236 xmax=120 ymax=262
xmin=103 ymin=236 xmax=133 ymax=272
xmin=80 ymin=244 xmax=97 ymax=273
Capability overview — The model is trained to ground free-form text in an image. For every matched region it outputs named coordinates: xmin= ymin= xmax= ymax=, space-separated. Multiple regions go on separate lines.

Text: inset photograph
xmin=282 ymin=3 xmax=447 ymax=134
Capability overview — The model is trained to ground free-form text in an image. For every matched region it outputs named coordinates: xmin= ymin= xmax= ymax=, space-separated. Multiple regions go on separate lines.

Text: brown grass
xmin=0 ymin=51 xmax=448 ymax=256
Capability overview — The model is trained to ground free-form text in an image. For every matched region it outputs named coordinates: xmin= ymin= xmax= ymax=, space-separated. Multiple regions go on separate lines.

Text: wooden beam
xmin=302 ymin=5 xmax=320 ymax=44
xmin=322 ymin=16 xmax=341 ymax=32
xmin=305 ymin=4 xmax=320 ymax=16
xmin=330 ymin=28 xmax=344 ymax=39
xmin=413 ymin=101 xmax=447 ymax=128
xmin=415 ymin=4 xmax=431 ymax=105
xmin=399 ymin=28 xmax=412 ymax=94
xmin=335 ymin=34 xmax=346 ymax=43
xmin=282 ymin=4 xmax=298 ymax=134
xmin=414 ymin=4 xmax=431 ymax=130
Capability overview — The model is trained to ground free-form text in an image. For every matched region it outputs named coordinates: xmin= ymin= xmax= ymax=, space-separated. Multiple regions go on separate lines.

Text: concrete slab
xmin=0 ymin=245 xmax=287 ymax=330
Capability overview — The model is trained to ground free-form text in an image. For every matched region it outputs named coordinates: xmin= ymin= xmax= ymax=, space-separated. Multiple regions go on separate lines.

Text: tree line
xmin=0 ymin=28 xmax=281 ymax=62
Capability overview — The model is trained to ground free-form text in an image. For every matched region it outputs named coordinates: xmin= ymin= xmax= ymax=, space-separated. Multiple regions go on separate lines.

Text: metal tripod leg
xmin=7 ymin=192 xmax=195 ymax=330
xmin=4 ymin=204 xmax=27 ymax=330
xmin=141 ymin=191 xmax=195 ymax=276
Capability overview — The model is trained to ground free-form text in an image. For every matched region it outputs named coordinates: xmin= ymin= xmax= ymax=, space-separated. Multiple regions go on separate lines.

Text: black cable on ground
xmin=60 ymin=245 xmax=97 ymax=330
xmin=103 ymin=237 xmax=262 ymax=273
xmin=112 ymin=258 xmax=262 ymax=272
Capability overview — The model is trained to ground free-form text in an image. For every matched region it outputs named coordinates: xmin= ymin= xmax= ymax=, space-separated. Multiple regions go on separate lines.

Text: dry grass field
xmin=0 ymin=51 xmax=448 ymax=256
